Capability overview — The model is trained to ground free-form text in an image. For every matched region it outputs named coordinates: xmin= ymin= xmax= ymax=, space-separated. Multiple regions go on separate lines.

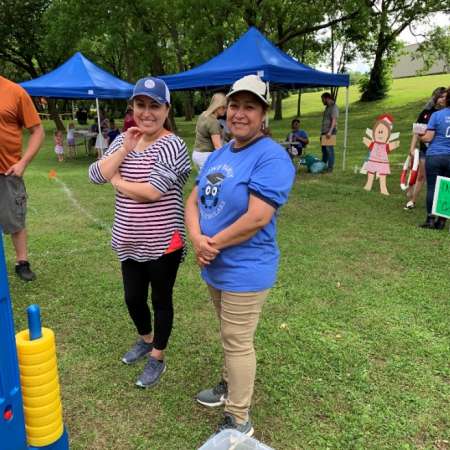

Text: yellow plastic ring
xmin=23 ymin=388 xmax=59 ymax=408
xmin=23 ymin=398 xmax=61 ymax=418
xmin=20 ymin=366 xmax=58 ymax=387
xmin=27 ymin=424 xmax=63 ymax=447
xmin=17 ymin=347 xmax=56 ymax=366
xmin=25 ymin=404 xmax=62 ymax=428
xmin=26 ymin=420 xmax=63 ymax=438
xmin=19 ymin=358 xmax=56 ymax=377
xmin=21 ymin=377 xmax=59 ymax=398
xmin=16 ymin=328 xmax=55 ymax=354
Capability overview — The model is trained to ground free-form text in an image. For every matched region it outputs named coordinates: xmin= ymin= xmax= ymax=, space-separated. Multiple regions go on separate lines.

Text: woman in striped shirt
xmin=88 ymin=77 xmax=190 ymax=388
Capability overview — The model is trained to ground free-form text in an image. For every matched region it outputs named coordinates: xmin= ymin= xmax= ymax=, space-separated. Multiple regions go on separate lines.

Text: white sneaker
xmin=404 ymin=201 xmax=415 ymax=210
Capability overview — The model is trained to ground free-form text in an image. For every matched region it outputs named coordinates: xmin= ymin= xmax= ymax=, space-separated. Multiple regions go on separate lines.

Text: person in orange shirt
xmin=0 ymin=76 xmax=45 ymax=281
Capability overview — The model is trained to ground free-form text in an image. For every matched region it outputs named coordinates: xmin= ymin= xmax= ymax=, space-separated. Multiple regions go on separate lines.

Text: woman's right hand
xmin=122 ymin=127 xmax=143 ymax=153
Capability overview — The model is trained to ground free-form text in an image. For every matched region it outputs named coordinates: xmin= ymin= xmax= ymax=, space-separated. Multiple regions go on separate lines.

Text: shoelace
xmin=213 ymin=381 xmax=227 ymax=396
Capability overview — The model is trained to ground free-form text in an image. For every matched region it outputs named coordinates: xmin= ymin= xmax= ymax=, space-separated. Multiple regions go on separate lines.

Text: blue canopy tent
xmin=161 ymin=27 xmax=351 ymax=169
xmin=20 ymin=52 xmax=133 ymax=154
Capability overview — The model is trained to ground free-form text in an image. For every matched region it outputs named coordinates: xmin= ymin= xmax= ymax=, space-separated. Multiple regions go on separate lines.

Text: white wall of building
xmin=392 ymin=43 xmax=448 ymax=78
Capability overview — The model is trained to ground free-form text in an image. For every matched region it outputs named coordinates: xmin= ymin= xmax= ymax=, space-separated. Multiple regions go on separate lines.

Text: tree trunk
xmin=360 ymin=46 xmax=386 ymax=101
xmin=184 ymin=92 xmax=194 ymax=121
xmin=169 ymin=106 xmax=177 ymax=133
xmin=297 ymin=89 xmax=302 ymax=117
xmin=274 ymin=91 xmax=283 ymax=121
xmin=47 ymin=99 xmax=65 ymax=131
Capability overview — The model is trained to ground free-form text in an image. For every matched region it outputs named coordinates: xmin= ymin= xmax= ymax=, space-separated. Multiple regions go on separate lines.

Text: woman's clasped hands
xmin=191 ymin=234 xmax=219 ymax=268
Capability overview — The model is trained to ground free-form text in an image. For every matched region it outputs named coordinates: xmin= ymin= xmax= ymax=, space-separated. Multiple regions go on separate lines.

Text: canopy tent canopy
xmin=20 ymin=52 xmax=133 ymax=99
xmin=161 ymin=27 xmax=350 ymax=169
xmin=161 ymin=27 xmax=349 ymax=90
xmin=20 ymin=52 xmax=133 ymax=156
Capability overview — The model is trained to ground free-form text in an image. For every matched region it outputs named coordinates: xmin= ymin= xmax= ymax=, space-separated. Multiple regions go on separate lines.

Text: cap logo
xmin=144 ymin=79 xmax=155 ymax=89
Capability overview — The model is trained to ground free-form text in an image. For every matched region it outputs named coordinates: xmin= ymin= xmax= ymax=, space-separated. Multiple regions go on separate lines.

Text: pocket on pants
xmin=15 ymin=193 xmax=27 ymax=222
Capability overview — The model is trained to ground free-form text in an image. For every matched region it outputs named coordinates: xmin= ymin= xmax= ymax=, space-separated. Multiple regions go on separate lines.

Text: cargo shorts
xmin=0 ymin=175 xmax=28 ymax=234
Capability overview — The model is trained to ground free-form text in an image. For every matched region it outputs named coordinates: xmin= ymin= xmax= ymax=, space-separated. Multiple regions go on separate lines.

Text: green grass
xmin=5 ymin=73 xmax=450 ymax=450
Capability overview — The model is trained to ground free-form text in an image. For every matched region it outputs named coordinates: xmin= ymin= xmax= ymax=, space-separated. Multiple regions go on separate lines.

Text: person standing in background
xmin=419 ymin=86 xmax=450 ymax=230
xmin=0 ymin=76 xmax=45 ymax=281
xmin=404 ymin=87 xmax=446 ymax=210
xmin=123 ymin=106 xmax=136 ymax=132
xmin=320 ymin=92 xmax=339 ymax=172
xmin=192 ymin=93 xmax=227 ymax=171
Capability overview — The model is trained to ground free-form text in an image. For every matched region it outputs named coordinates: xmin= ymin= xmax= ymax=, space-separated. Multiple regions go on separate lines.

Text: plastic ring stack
xmin=16 ymin=327 xmax=64 ymax=447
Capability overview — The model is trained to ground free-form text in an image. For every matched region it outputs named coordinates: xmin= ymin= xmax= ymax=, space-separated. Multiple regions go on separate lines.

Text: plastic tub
xmin=198 ymin=429 xmax=274 ymax=450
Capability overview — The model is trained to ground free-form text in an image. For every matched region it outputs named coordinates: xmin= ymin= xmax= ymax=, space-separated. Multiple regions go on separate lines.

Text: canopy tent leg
xmin=265 ymin=80 xmax=270 ymax=129
xmin=342 ymin=86 xmax=349 ymax=171
xmin=95 ymin=98 xmax=104 ymax=157
xmin=71 ymin=101 xmax=76 ymax=121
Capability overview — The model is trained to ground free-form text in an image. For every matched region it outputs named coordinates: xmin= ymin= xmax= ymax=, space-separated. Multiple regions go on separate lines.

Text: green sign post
xmin=432 ymin=176 xmax=450 ymax=219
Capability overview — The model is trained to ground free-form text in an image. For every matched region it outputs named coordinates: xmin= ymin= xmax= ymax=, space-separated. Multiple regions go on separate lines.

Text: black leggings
xmin=121 ymin=250 xmax=182 ymax=350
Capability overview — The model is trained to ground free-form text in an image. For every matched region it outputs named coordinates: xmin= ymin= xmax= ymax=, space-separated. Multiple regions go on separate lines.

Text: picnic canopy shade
xmin=20 ymin=52 xmax=134 ymax=155
xmin=161 ymin=27 xmax=350 ymax=169
xmin=20 ymin=52 xmax=133 ymax=99
xmin=160 ymin=27 xmax=349 ymax=90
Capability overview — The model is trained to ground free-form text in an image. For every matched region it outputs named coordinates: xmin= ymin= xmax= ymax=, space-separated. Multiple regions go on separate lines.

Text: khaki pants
xmin=207 ymin=285 xmax=269 ymax=423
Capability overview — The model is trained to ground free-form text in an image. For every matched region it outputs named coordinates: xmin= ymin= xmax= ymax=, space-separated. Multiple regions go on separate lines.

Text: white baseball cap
xmin=226 ymin=75 xmax=270 ymax=105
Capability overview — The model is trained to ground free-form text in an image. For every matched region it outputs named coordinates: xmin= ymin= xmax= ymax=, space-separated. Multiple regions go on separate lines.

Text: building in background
xmin=392 ymin=43 xmax=449 ymax=78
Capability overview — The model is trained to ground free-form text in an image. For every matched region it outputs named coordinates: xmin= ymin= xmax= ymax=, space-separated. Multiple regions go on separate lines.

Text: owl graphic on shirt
xmin=200 ymin=172 xmax=225 ymax=209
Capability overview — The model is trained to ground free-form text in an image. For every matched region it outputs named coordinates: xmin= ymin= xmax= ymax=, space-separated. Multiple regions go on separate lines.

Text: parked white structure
xmin=392 ymin=43 xmax=449 ymax=78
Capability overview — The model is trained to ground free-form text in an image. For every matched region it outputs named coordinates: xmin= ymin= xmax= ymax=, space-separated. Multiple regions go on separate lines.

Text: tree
xmin=359 ymin=0 xmax=449 ymax=102
xmin=416 ymin=25 xmax=450 ymax=75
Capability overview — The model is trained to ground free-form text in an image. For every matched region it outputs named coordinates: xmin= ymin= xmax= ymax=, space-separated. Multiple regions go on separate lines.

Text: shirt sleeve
xmin=427 ymin=111 xmax=437 ymax=131
xmin=248 ymin=156 xmax=295 ymax=209
xmin=206 ymin=116 xmax=221 ymax=135
xmin=300 ymin=130 xmax=308 ymax=139
xmin=332 ymin=105 xmax=339 ymax=119
xmin=18 ymin=88 xmax=41 ymax=129
xmin=88 ymin=134 xmax=124 ymax=184
xmin=148 ymin=137 xmax=191 ymax=194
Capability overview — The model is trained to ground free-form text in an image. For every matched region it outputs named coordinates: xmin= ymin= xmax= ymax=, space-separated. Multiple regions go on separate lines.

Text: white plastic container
xmin=198 ymin=429 xmax=274 ymax=450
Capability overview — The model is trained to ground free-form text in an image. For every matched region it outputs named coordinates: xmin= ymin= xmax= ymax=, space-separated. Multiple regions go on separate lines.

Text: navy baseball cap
xmin=130 ymin=77 xmax=171 ymax=105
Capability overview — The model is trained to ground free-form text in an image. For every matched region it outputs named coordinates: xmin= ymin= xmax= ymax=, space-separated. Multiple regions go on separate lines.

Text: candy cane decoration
xmin=400 ymin=148 xmax=420 ymax=191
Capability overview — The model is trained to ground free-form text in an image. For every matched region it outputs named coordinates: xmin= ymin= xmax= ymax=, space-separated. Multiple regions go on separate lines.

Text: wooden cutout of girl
xmin=362 ymin=114 xmax=400 ymax=195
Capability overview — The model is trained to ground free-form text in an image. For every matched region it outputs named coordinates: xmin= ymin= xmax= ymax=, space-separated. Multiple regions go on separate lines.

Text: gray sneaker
xmin=196 ymin=380 xmax=228 ymax=407
xmin=216 ymin=413 xmax=254 ymax=437
xmin=135 ymin=356 xmax=166 ymax=388
xmin=121 ymin=339 xmax=153 ymax=365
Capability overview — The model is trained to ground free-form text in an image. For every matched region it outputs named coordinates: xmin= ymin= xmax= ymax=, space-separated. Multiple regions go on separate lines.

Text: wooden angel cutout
xmin=362 ymin=114 xmax=400 ymax=195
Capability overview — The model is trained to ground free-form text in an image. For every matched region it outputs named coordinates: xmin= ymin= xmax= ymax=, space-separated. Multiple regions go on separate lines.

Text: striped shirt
xmin=89 ymin=132 xmax=191 ymax=262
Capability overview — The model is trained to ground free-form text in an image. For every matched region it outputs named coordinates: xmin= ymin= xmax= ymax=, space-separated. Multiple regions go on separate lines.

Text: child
xmin=107 ymin=119 xmax=121 ymax=146
xmin=67 ymin=122 xmax=76 ymax=158
xmin=286 ymin=118 xmax=309 ymax=157
xmin=54 ymin=130 xmax=64 ymax=162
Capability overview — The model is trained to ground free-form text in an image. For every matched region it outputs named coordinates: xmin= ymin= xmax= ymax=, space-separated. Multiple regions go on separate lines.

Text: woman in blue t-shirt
xmin=185 ymin=75 xmax=295 ymax=437
xmin=419 ymin=86 xmax=450 ymax=229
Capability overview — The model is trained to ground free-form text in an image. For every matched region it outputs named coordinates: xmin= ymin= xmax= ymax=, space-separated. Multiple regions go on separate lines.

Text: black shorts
xmin=0 ymin=175 xmax=27 ymax=234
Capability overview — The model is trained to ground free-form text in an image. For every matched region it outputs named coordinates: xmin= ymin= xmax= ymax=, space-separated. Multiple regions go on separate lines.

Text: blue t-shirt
xmin=196 ymin=136 xmax=295 ymax=292
xmin=286 ymin=129 xmax=308 ymax=149
xmin=427 ymin=107 xmax=450 ymax=156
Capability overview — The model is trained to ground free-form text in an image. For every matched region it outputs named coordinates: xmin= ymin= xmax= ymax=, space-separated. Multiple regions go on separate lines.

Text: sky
xmin=345 ymin=12 xmax=449 ymax=73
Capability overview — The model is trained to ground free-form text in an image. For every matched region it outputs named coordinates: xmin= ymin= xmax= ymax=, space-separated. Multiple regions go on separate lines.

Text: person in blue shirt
xmin=107 ymin=119 xmax=121 ymax=146
xmin=286 ymin=118 xmax=309 ymax=156
xmin=185 ymin=75 xmax=295 ymax=437
xmin=419 ymin=87 xmax=450 ymax=229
